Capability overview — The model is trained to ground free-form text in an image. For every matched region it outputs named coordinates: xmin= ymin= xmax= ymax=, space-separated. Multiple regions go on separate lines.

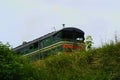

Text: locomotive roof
xmin=13 ymin=27 xmax=84 ymax=51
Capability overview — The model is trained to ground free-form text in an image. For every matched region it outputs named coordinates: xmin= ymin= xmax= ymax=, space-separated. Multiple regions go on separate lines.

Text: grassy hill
xmin=33 ymin=42 xmax=120 ymax=80
xmin=0 ymin=42 xmax=120 ymax=80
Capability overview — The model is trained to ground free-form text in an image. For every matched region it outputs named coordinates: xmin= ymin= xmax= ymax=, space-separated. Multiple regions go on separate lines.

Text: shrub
xmin=0 ymin=42 xmax=36 ymax=80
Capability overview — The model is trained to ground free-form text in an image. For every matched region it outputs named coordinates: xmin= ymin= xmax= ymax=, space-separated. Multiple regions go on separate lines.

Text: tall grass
xmin=1 ymin=42 xmax=120 ymax=80
xmin=32 ymin=42 xmax=120 ymax=80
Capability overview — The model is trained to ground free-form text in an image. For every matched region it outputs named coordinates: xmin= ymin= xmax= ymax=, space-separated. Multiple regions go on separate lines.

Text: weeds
xmin=0 ymin=42 xmax=120 ymax=80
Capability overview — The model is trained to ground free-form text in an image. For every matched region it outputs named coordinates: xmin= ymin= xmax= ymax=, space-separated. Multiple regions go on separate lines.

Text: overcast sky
xmin=0 ymin=0 xmax=120 ymax=47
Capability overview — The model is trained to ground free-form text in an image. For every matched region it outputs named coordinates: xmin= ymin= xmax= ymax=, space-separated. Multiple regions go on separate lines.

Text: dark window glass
xmin=29 ymin=46 xmax=33 ymax=49
xmin=34 ymin=42 xmax=38 ymax=49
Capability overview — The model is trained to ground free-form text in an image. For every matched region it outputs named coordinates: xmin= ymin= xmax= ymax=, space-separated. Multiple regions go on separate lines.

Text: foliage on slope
xmin=34 ymin=42 xmax=120 ymax=80
xmin=0 ymin=42 xmax=120 ymax=80
xmin=0 ymin=42 xmax=39 ymax=80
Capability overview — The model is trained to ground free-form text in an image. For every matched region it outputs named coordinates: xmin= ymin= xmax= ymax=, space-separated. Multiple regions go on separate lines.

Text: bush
xmin=0 ymin=42 xmax=36 ymax=80
xmin=1 ymin=41 xmax=120 ymax=80
xmin=34 ymin=42 xmax=120 ymax=80
xmin=0 ymin=42 xmax=23 ymax=80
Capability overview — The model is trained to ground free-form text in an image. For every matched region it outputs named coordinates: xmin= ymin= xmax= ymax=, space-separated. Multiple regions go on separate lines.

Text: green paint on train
xmin=13 ymin=27 xmax=85 ymax=60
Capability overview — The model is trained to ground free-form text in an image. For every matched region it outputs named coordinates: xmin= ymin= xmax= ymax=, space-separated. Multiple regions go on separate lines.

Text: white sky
xmin=0 ymin=0 xmax=120 ymax=47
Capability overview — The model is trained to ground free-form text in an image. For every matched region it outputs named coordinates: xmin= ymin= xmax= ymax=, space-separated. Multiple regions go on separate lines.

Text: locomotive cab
xmin=61 ymin=27 xmax=84 ymax=42
xmin=53 ymin=27 xmax=85 ymax=42
xmin=59 ymin=27 xmax=85 ymax=51
xmin=13 ymin=27 xmax=85 ymax=60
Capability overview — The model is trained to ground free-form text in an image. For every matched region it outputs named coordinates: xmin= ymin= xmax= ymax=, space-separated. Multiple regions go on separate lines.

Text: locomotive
xmin=13 ymin=27 xmax=85 ymax=60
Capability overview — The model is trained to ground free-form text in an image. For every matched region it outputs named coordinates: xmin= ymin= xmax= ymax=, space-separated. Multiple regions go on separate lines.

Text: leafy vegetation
xmin=0 ymin=42 xmax=120 ymax=80
xmin=85 ymin=35 xmax=94 ymax=49
xmin=0 ymin=42 xmax=39 ymax=80
xmin=33 ymin=42 xmax=120 ymax=80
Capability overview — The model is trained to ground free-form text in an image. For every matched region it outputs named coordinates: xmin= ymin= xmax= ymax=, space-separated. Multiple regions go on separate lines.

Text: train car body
xmin=13 ymin=27 xmax=85 ymax=60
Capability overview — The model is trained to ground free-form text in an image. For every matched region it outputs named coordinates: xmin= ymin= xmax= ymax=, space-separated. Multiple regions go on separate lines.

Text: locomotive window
xmin=34 ymin=42 xmax=38 ymax=49
xmin=62 ymin=31 xmax=73 ymax=39
xmin=62 ymin=30 xmax=84 ymax=42
xmin=29 ymin=46 xmax=33 ymax=49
